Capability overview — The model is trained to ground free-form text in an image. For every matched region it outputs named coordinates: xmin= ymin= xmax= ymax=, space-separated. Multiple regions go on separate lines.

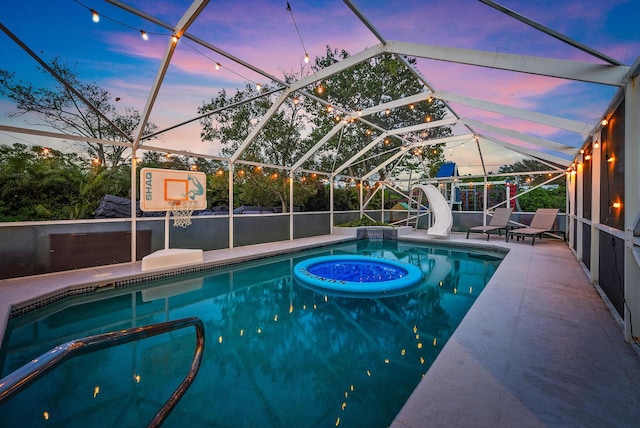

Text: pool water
xmin=0 ymin=240 xmax=503 ymax=427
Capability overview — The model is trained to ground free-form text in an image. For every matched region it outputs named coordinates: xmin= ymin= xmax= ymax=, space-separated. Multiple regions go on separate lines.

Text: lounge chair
xmin=466 ymin=207 xmax=513 ymax=241
xmin=508 ymin=208 xmax=559 ymax=245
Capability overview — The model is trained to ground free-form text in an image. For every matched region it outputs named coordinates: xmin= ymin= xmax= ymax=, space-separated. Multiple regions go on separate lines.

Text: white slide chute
xmin=411 ymin=184 xmax=453 ymax=238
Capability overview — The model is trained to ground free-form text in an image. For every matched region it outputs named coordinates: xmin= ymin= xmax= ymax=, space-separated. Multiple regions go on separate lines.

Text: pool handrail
xmin=0 ymin=316 xmax=205 ymax=427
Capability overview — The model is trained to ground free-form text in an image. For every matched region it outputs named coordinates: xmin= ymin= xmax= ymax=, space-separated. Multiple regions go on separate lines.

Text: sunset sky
xmin=1 ymin=0 xmax=639 ymax=175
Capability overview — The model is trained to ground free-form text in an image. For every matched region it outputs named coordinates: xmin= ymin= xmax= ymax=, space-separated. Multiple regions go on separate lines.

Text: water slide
xmin=411 ymin=184 xmax=453 ymax=238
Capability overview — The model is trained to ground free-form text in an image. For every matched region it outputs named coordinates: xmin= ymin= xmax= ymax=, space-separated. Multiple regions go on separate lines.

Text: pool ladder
xmin=0 ymin=316 xmax=205 ymax=427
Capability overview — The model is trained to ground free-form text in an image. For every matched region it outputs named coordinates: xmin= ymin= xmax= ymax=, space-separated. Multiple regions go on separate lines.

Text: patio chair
xmin=508 ymin=208 xmax=559 ymax=245
xmin=466 ymin=207 xmax=513 ymax=241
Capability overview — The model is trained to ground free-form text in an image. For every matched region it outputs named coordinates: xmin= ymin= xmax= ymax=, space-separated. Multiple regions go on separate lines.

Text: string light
xmin=90 ymin=8 xmax=100 ymax=23
xmin=76 ymin=1 xmax=166 ymax=42
xmin=181 ymin=39 xmax=263 ymax=89
xmin=287 ymin=2 xmax=311 ymax=66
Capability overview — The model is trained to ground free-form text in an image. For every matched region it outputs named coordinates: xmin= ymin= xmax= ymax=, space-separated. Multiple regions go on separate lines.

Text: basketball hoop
xmin=169 ymin=199 xmax=196 ymax=228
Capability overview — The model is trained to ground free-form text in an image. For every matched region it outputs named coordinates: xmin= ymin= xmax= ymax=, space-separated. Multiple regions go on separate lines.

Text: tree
xmin=0 ymin=58 xmax=156 ymax=168
xmin=517 ymin=187 xmax=566 ymax=212
xmin=498 ymin=159 xmax=566 ymax=212
xmin=304 ymin=47 xmax=450 ymax=181
xmin=0 ymin=143 xmax=137 ymax=221
xmin=199 ymin=81 xmax=319 ymax=211
xmin=198 ymin=48 xmax=451 ymax=211
xmin=498 ymin=159 xmax=565 ymax=187
xmin=0 ymin=144 xmax=84 ymax=220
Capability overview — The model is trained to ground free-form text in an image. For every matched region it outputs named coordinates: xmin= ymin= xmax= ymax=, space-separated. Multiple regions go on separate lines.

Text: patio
xmin=1 ymin=1 xmax=640 ymax=424
xmin=1 ymin=231 xmax=639 ymax=426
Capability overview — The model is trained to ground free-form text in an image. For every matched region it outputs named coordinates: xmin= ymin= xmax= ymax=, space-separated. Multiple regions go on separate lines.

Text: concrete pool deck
xmin=1 ymin=231 xmax=640 ymax=426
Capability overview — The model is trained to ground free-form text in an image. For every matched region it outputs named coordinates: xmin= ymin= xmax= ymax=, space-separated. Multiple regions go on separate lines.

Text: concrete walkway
xmin=2 ymin=232 xmax=640 ymax=427
xmin=393 ymin=233 xmax=640 ymax=428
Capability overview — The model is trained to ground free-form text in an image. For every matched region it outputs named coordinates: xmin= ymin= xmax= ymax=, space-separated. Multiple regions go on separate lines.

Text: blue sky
xmin=1 ymin=0 xmax=639 ymax=173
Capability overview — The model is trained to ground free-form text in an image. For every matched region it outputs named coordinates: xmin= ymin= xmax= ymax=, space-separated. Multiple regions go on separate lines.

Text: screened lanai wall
xmin=567 ymin=63 xmax=640 ymax=344
xmin=0 ymin=1 xmax=639 ymax=341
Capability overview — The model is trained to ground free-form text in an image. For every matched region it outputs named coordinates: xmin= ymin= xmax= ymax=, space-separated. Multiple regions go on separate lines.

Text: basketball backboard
xmin=140 ymin=167 xmax=207 ymax=212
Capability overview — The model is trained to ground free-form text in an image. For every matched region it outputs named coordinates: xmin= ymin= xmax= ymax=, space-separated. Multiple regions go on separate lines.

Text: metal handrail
xmin=0 ymin=316 xmax=205 ymax=427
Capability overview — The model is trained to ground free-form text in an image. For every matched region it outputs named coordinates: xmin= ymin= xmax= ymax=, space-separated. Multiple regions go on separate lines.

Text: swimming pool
xmin=0 ymin=240 xmax=503 ymax=427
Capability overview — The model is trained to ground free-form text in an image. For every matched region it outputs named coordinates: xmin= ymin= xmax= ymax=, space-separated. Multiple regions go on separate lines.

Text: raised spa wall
xmin=333 ymin=226 xmax=414 ymax=240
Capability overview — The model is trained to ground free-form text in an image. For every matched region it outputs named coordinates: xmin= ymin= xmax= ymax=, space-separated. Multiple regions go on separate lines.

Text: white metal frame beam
xmin=479 ymin=135 xmax=570 ymax=167
xmin=433 ymin=90 xmax=594 ymax=135
xmin=131 ymin=0 xmax=210 ymax=151
xmin=624 ymin=58 xmax=640 ymax=343
xmin=332 ymin=118 xmax=459 ymax=174
xmin=291 ymin=123 xmax=347 ymax=171
xmin=362 ymin=134 xmax=473 ymax=180
xmin=462 ymin=118 xmax=579 ymax=155
xmin=384 ymin=41 xmax=629 ymax=86
xmin=478 ymin=0 xmax=622 ymax=65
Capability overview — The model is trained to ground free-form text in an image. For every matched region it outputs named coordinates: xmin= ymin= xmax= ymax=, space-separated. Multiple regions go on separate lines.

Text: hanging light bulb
xmin=215 ymin=62 xmax=221 ymax=70
xmin=256 ymin=83 xmax=262 ymax=91
xmin=293 ymin=97 xmax=299 ymax=105
xmin=304 ymin=53 xmax=310 ymax=63
xmin=316 ymin=84 xmax=324 ymax=94
xmin=140 ymin=30 xmax=149 ymax=41
xmin=90 ymin=9 xmax=100 ymax=23
xmin=171 ymin=34 xmax=179 ymax=43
